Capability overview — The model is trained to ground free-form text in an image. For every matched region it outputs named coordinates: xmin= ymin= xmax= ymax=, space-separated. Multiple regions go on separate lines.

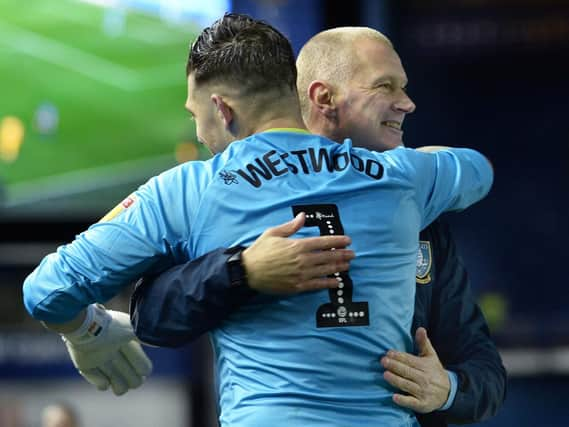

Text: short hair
xmin=296 ymin=27 xmax=393 ymax=119
xmin=187 ymin=13 xmax=297 ymax=96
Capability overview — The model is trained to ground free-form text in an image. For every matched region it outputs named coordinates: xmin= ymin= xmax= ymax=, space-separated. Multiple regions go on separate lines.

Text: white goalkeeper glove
xmin=62 ymin=304 xmax=153 ymax=396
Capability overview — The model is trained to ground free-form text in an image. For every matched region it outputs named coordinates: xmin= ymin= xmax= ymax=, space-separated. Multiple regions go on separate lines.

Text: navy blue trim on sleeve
xmin=130 ymin=247 xmax=257 ymax=347
xmin=414 ymin=220 xmax=506 ymax=427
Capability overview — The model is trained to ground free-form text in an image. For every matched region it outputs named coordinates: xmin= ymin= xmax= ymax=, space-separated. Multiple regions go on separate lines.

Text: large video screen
xmin=0 ymin=0 xmax=230 ymax=220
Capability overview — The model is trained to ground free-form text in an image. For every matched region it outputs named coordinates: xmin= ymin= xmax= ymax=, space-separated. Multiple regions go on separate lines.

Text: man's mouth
xmin=381 ymin=121 xmax=402 ymax=130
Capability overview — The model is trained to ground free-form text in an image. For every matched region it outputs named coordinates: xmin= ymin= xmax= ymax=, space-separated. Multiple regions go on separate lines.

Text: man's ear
xmin=211 ymin=95 xmax=233 ymax=128
xmin=307 ymin=81 xmax=337 ymax=119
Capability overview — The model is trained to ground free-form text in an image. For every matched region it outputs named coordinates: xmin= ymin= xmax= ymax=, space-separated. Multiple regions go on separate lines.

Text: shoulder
xmin=374 ymin=146 xmax=438 ymax=179
xmin=381 ymin=146 xmax=423 ymax=162
xmin=345 ymin=143 xmax=415 ymax=170
xmin=135 ymin=158 xmax=222 ymax=211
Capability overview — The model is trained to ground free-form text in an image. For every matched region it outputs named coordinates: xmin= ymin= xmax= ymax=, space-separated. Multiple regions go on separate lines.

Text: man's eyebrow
xmin=371 ymin=76 xmax=408 ymax=88
xmin=370 ymin=76 xmax=391 ymax=86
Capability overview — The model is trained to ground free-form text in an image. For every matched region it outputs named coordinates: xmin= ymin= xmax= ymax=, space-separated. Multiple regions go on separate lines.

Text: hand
xmin=62 ymin=304 xmax=153 ymax=396
xmin=380 ymin=327 xmax=450 ymax=413
xmin=242 ymin=212 xmax=354 ymax=294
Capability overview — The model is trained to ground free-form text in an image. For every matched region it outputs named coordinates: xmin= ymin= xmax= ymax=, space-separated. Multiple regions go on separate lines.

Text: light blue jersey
xmin=23 ymin=130 xmax=493 ymax=427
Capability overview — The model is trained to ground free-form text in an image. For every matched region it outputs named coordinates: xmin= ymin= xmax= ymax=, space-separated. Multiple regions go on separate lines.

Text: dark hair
xmin=186 ymin=13 xmax=297 ymax=95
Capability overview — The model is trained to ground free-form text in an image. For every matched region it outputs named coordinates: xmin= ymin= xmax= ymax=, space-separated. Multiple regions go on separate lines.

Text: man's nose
xmin=393 ymin=91 xmax=416 ymax=114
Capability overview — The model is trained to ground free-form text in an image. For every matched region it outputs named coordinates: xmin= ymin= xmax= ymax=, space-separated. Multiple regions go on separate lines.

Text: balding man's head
xmin=296 ymin=27 xmax=415 ymax=152
xmin=296 ymin=27 xmax=393 ymax=120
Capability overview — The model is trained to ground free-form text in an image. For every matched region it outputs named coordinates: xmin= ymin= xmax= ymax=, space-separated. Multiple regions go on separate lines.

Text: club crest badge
xmin=416 ymin=240 xmax=432 ymax=284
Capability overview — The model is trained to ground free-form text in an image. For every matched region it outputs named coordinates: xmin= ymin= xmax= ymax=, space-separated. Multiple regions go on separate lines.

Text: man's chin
xmin=382 ymin=131 xmax=405 ymax=149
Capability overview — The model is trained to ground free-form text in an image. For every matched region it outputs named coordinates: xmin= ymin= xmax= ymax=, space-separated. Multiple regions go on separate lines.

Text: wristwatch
xmin=224 ymin=246 xmax=249 ymax=288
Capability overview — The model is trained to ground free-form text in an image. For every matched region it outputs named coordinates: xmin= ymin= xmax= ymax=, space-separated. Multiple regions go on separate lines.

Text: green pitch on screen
xmin=0 ymin=0 xmax=208 ymax=214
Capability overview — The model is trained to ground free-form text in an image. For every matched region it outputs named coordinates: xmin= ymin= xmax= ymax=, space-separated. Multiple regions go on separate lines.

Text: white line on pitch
xmin=0 ymin=20 xmax=138 ymax=91
xmin=44 ymin=3 xmax=187 ymax=46
xmin=0 ymin=20 xmax=184 ymax=91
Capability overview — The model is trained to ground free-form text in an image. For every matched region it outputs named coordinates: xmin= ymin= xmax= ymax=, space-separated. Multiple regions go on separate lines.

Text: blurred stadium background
xmin=0 ymin=0 xmax=568 ymax=426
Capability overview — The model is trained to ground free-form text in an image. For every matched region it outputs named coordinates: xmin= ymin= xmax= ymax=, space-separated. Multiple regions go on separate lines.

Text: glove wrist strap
xmin=63 ymin=304 xmax=110 ymax=345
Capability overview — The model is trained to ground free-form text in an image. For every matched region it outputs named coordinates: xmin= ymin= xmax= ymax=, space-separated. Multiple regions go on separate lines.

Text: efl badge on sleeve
xmin=416 ymin=240 xmax=432 ymax=284
xmin=99 ymin=194 xmax=137 ymax=223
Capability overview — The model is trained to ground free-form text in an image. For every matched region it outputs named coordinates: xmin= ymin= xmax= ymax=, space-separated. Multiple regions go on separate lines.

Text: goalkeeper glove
xmin=62 ymin=304 xmax=153 ymax=396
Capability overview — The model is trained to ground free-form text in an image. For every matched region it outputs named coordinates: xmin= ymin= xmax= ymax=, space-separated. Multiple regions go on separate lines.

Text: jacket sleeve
xmin=130 ymin=247 xmax=257 ymax=347
xmin=427 ymin=220 xmax=507 ymax=424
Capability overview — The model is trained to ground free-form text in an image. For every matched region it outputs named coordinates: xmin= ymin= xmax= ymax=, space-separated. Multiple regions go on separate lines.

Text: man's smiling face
xmin=334 ymin=37 xmax=416 ymax=152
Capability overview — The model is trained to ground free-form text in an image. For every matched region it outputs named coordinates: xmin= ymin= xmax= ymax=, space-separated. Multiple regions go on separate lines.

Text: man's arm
xmin=416 ymin=146 xmax=493 ymax=171
xmin=43 ymin=311 xmax=87 ymax=333
xmin=381 ymin=220 xmax=506 ymax=423
xmin=131 ymin=213 xmax=354 ymax=347
xmin=427 ymin=220 xmax=506 ymax=423
xmin=384 ymin=147 xmax=493 ymax=229
xmin=21 ymin=200 xmax=171 ymax=395
xmin=22 ymin=169 xmax=194 ymax=394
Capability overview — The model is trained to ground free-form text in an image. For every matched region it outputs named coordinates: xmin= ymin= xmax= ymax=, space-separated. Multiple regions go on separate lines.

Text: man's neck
xmin=305 ymin=114 xmax=337 ymax=142
xmin=252 ymin=117 xmax=308 ymax=135
xmin=231 ymin=91 xmax=307 ymax=138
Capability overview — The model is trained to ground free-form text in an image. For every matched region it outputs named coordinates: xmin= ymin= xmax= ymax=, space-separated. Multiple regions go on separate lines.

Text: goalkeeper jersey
xmin=23 ymin=129 xmax=493 ymax=427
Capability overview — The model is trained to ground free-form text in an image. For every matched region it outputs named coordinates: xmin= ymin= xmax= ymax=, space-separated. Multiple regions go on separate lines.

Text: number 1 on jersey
xmin=292 ymin=204 xmax=369 ymax=328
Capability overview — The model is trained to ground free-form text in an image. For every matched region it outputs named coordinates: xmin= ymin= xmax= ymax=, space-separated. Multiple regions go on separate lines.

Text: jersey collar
xmin=263 ymin=128 xmax=311 ymax=134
